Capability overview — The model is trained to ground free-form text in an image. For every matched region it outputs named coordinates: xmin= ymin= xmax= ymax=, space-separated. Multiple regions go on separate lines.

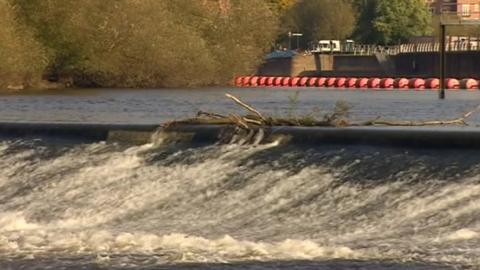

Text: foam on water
xmin=446 ymin=229 xmax=479 ymax=241
xmin=1 ymin=139 xmax=480 ymax=268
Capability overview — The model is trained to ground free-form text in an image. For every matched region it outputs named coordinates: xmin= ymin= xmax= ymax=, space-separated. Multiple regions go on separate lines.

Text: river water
xmin=1 ymin=88 xmax=480 ymax=269
xmin=0 ymin=87 xmax=480 ymax=124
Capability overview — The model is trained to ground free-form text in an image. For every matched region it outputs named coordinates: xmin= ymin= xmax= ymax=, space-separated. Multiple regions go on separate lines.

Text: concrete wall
xmin=292 ymin=55 xmax=334 ymax=76
xmin=258 ymin=54 xmax=383 ymax=77
xmin=395 ymin=51 xmax=480 ymax=79
xmin=257 ymin=54 xmax=334 ymax=77
xmin=257 ymin=51 xmax=480 ymax=79
xmin=334 ymin=55 xmax=382 ymax=72
xmin=257 ymin=57 xmax=292 ymax=76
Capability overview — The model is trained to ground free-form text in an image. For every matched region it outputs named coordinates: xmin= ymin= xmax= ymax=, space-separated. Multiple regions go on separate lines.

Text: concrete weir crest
xmin=1 ymin=122 xmax=480 ymax=149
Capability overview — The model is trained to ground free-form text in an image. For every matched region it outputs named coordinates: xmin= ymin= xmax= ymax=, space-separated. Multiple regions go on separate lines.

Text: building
xmin=427 ymin=0 xmax=480 ymax=20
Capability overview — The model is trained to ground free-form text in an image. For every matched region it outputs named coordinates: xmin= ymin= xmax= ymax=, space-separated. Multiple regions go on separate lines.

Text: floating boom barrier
xmin=235 ymin=76 xmax=480 ymax=90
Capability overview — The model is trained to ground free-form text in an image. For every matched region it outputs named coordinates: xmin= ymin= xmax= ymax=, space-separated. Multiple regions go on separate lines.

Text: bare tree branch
xmin=197 ymin=111 xmax=227 ymax=119
xmin=225 ymin=93 xmax=266 ymax=122
xmin=163 ymin=94 xmax=480 ymax=130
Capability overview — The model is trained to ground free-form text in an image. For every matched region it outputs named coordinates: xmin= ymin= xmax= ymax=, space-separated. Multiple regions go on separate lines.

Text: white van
xmin=316 ymin=40 xmax=341 ymax=52
xmin=311 ymin=40 xmax=355 ymax=53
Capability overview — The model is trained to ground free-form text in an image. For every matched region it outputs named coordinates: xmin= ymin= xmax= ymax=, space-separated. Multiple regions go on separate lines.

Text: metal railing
xmin=349 ymin=40 xmax=480 ymax=56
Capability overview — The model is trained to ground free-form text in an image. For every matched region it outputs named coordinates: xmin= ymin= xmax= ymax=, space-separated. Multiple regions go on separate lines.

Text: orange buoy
xmin=394 ymin=78 xmax=409 ymax=89
xmin=335 ymin=77 xmax=347 ymax=88
xmin=266 ymin=77 xmax=275 ymax=86
xmin=274 ymin=77 xmax=283 ymax=86
xmin=258 ymin=76 xmax=267 ymax=86
xmin=317 ymin=77 xmax=327 ymax=87
xmin=326 ymin=77 xmax=337 ymax=87
xmin=308 ymin=77 xmax=318 ymax=87
xmin=250 ymin=76 xmax=260 ymax=87
xmin=409 ymin=78 xmax=425 ymax=90
xmin=235 ymin=77 xmax=243 ymax=87
xmin=357 ymin=78 xmax=369 ymax=88
xmin=446 ymin=78 xmax=460 ymax=90
xmin=282 ymin=77 xmax=291 ymax=87
xmin=291 ymin=77 xmax=301 ymax=87
xmin=461 ymin=78 xmax=479 ymax=90
xmin=380 ymin=78 xmax=394 ymax=89
xmin=299 ymin=77 xmax=309 ymax=87
xmin=346 ymin=78 xmax=357 ymax=88
xmin=368 ymin=78 xmax=381 ymax=88
xmin=242 ymin=76 xmax=252 ymax=87
xmin=426 ymin=78 xmax=439 ymax=90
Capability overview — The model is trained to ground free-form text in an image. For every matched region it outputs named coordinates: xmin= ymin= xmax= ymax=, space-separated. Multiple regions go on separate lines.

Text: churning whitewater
xmin=1 ymin=137 xmax=480 ymax=268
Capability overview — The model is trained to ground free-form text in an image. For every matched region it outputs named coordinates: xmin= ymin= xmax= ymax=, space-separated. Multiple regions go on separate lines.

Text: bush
xmin=0 ymin=0 xmax=48 ymax=88
xmin=12 ymin=0 xmax=279 ymax=88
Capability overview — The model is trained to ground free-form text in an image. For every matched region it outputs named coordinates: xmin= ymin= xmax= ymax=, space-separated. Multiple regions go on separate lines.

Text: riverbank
xmin=1 ymin=80 xmax=69 ymax=93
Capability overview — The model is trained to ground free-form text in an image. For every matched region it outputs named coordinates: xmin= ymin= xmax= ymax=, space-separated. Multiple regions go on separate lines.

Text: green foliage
xmin=70 ymin=0 xmax=218 ymax=87
xmin=265 ymin=0 xmax=297 ymax=14
xmin=183 ymin=0 xmax=279 ymax=84
xmin=0 ymin=0 xmax=48 ymax=87
xmin=374 ymin=0 xmax=432 ymax=44
xmin=4 ymin=0 xmax=278 ymax=88
xmin=352 ymin=0 xmax=378 ymax=44
xmin=14 ymin=0 xmax=77 ymax=72
xmin=0 ymin=0 xmax=439 ymax=89
xmin=354 ymin=0 xmax=432 ymax=44
xmin=283 ymin=0 xmax=355 ymax=47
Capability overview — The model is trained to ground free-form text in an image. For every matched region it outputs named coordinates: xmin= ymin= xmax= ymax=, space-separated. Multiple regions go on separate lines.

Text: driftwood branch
xmin=229 ymin=114 xmax=250 ymax=129
xmin=243 ymin=117 xmax=263 ymax=126
xmin=360 ymin=105 xmax=480 ymax=127
xmin=197 ymin=111 xmax=227 ymax=119
xmin=225 ymin=93 xmax=266 ymax=122
xmin=163 ymin=93 xmax=480 ymax=130
xmin=361 ymin=118 xmax=466 ymax=127
xmin=463 ymin=105 xmax=480 ymax=119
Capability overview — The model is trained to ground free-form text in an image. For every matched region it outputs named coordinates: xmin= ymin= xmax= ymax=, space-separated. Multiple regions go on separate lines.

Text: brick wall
xmin=428 ymin=0 xmax=480 ymax=19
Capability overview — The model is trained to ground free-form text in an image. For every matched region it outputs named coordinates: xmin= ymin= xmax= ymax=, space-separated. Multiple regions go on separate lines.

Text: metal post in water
xmin=439 ymin=24 xmax=446 ymax=100
xmin=288 ymin=31 xmax=292 ymax=50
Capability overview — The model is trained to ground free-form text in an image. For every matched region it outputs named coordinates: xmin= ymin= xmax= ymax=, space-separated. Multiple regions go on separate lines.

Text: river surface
xmin=0 ymin=87 xmax=480 ymax=124
xmin=2 ymin=88 xmax=480 ymax=269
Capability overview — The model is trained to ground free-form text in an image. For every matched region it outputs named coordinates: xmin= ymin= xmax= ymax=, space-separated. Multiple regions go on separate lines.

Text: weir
xmin=2 ymin=122 xmax=480 ymax=148
xmin=1 ymin=125 xmax=479 ymax=268
xmin=0 ymin=122 xmax=158 ymax=142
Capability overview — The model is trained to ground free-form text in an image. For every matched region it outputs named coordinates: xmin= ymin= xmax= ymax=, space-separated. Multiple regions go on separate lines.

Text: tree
xmin=265 ymin=0 xmax=298 ymax=14
xmin=72 ymin=0 xmax=218 ymax=87
xmin=351 ymin=0 xmax=378 ymax=43
xmin=10 ymin=0 xmax=279 ymax=88
xmin=0 ymin=0 xmax=48 ymax=87
xmin=201 ymin=0 xmax=279 ymax=83
xmin=283 ymin=0 xmax=356 ymax=48
xmin=354 ymin=0 xmax=432 ymax=44
xmin=13 ymin=0 xmax=87 ymax=75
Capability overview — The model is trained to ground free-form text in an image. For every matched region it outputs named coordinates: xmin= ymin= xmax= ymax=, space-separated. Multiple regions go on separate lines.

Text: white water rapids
xmin=0 ymin=138 xmax=479 ymax=269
